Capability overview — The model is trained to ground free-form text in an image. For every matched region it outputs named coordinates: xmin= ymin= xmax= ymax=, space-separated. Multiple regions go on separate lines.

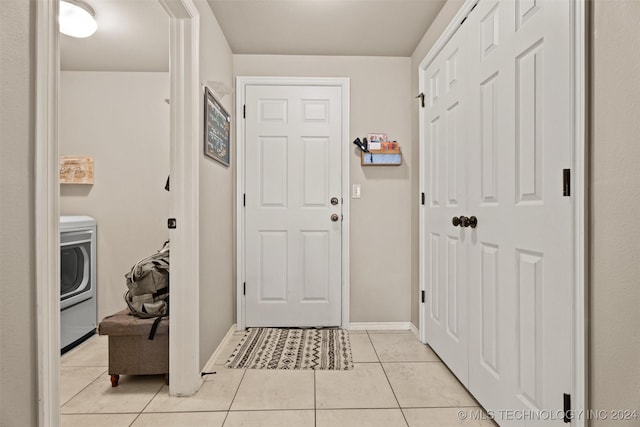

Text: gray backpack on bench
xmin=124 ymin=241 xmax=169 ymax=339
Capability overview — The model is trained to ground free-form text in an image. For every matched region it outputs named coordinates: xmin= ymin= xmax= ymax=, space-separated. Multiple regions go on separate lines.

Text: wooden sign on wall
xmin=59 ymin=156 xmax=95 ymax=184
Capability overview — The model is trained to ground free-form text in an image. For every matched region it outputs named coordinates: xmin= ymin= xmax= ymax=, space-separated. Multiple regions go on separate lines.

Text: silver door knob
xmin=331 ymin=214 xmax=339 ymax=222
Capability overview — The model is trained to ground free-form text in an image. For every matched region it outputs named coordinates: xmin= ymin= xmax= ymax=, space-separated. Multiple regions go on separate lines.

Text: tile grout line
xmin=225 ymin=406 xmax=440 ymax=412
xmin=222 ymin=368 xmax=249 ymax=426
xmin=313 ymin=405 xmax=481 ymax=411
xmin=364 ymin=331 xmax=381 ymax=364
xmin=59 ymin=367 xmax=108 ymax=408
xmin=60 ymin=364 xmax=110 ymax=367
xmin=129 ymin=412 xmax=142 ymax=426
xmin=367 ymin=331 xmax=410 ymax=427
xmin=59 ymin=337 xmax=110 ymax=410
xmin=129 ymin=379 xmax=166 ymax=426
xmin=80 ymin=402 xmax=483 ymax=417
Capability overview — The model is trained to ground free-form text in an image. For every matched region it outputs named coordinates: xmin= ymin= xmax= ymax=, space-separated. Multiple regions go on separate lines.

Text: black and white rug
xmin=225 ymin=328 xmax=353 ymax=370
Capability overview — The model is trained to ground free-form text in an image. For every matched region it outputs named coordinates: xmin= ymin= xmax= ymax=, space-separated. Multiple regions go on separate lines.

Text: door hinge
xmin=563 ymin=169 xmax=571 ymax=196
xmin=421 ymin=290 xmax=425 ymax=303
xmin=461 ymin=2 xmax=478 ymax=25
xmin=416 ymin=92 xmax=425 ymax=108
xmin=243 ymin=104 xmax=246 ymax=119
xmin=563 ymin=393 xmax=572 ymax=423
xmin=421 ymin=192 xmax=425 ymax=205
xmin=243 ymin=282 xmax=246 ymax=296
xmin=243 ymin=193 xmax=246 ymax=207
xmin=167 ymin=218 xmax=177 ymax=229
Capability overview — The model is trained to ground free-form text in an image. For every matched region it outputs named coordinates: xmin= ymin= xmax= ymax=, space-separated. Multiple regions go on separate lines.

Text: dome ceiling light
xmin=59 ymin=0 xmax=97 ymax=38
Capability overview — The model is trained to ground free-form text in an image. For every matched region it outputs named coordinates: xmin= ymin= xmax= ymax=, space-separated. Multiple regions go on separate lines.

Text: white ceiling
xmin=208 ymin=0 xmax=446 ymax=56
xmin=60 ymin=0 xmax=446 ymax=72
xmin=60 ymin=0 xmax=169 ymax=72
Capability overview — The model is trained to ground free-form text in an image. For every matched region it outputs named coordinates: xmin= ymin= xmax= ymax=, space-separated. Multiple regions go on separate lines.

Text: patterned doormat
xmin=225 ymin=328 xmax=353 ymax=370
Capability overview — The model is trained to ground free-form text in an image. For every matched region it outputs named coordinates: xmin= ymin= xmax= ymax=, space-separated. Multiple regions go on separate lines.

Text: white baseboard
xmin=348 ymin=322 xmax=413 ymax=331
xmin=409 ymin=323 xmax=419 ymax=339
xmin=202 ymin=323 xmax=237 ymax=373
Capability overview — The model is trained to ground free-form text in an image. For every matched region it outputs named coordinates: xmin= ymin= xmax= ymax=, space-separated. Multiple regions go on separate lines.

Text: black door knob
xmin=460 ymin=216 xmax=470 ymax=227
xmin=452 ymin=216 xmax=461 ymax=227
xmin=468 ymin=216 xmax=478 ymax=228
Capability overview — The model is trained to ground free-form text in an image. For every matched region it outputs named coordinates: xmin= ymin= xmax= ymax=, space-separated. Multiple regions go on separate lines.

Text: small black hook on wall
xmin=416 ymin=92 xmax=425 ymax=108
xmin=352 ymin=137 xmax=369 ymax=153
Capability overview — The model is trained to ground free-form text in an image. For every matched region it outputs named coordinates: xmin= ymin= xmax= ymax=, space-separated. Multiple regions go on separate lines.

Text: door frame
xmin=235 ymin=77 xmax=351 ymax=330
xmin=159 ymin=0 xmax=203 ymax=397
xmin=35 ymin=1 xmax=60 ymax=424
xmin=417 ymin=0 xmax=587 ymax=424
xmin=35 ymin=0 xmax=202 ymax=423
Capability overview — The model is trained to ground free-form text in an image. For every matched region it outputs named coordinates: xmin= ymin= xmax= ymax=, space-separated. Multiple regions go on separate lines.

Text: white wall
xmin=195 ymin=0 xmax=235 ymax=368
xmin=233 ymin=55 xmax=412 ymax=323
xmin=59 ymin=71 xmax=170 ymax=320
xmin=0 ymin=1 xmax=38 ymax=425
xmin=409 ymin=0 xmax=466 ymax=328
xmin=591 ymin=1 xmax=640 ymax=423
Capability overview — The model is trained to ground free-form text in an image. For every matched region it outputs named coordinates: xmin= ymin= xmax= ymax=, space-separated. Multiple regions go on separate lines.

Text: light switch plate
xmin=352 ymin=184 xmax=361 ymax=199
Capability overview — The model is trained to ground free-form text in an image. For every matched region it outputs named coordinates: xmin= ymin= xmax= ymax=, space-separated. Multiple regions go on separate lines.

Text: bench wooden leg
xmin=110 ymin=374 xmax=120 ymax=387
xmin=164 ymin=373 xmax=169 ymax=385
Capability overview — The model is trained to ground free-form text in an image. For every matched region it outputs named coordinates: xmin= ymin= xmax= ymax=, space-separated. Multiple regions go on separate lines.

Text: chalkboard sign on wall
xmin=204 ymin=87 xmax=231 ymax=166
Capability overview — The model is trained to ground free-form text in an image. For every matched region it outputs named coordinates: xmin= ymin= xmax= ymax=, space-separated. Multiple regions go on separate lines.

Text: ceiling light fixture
xmin=59 ymin=0 xmax=97 ymax=38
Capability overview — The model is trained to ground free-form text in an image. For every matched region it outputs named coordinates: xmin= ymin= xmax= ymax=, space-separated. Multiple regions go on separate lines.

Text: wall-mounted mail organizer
xmin=361 ymin=148 xmax=402 ymax=166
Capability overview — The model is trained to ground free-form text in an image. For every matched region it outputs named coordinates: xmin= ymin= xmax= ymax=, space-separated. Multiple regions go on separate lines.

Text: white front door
xmin=244 ymin=84 xmax=343 ymax=327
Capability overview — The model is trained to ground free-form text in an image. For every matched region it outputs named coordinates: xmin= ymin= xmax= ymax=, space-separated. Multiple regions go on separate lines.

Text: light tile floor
xmin=60 ymin=331 xmax=496 ymax=426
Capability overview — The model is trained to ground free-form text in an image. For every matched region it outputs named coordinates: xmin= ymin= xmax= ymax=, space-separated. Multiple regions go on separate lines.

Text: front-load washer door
xmin=60 ymin=230 xmax=95 ymax=309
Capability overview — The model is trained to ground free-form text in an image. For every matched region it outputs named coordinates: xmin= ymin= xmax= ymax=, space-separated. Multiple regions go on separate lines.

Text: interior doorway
xmin=36 ymin=0 xmax=203 ymax=424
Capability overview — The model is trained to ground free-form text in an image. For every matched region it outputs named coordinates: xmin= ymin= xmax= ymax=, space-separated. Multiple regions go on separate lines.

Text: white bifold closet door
xmin=422 ymin=13 xmax=472 ymax=384
xmin=422 ymin=1 xmax=573 ymax=426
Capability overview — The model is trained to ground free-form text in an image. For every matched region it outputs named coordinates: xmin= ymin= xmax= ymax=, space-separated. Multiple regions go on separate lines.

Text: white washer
xmin=60 ymin=215 xmax=97 ymax=353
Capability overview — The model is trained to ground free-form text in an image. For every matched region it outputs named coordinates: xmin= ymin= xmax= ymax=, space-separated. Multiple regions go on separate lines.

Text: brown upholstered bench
xmin=98 ymin=309 xmax=169 ymax=387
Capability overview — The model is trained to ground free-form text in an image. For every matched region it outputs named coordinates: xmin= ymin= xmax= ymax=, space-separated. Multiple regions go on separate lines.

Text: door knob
xmin=453 ymin=215 xmax=477 ymax=228
xmin=331 ymin=214 xmax=340 ymax=222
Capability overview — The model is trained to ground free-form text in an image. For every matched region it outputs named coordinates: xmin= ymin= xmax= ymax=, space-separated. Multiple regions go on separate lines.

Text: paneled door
xmin=466 ymin=1 xmax=573 ymax=425
xmin=422 ymin=16 xmax=472 ymax=385
xmin=422 ymin=1 xmax=573 ymax=425
xmin=244 ymin=84 xmax=343 ymax=327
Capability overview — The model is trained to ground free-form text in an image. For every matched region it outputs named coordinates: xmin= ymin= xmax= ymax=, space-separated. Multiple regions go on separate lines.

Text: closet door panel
xmin=422 ymin=2 xmax=573 ymax=424
xmin=466 ymin=1 xmax=573 ymax=425
xmin=422 ymin=16 xmax=471 ymax=386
